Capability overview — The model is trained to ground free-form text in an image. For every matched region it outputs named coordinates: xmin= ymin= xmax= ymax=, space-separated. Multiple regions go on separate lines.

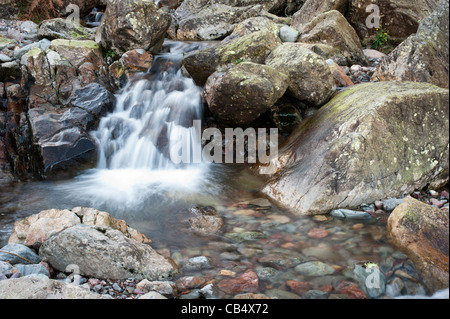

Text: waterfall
xmin=67 ymin=41 xmax=215 ymax=211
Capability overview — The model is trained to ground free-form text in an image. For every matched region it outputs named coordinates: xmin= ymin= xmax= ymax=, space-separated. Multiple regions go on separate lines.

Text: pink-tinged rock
xmin=175 ymin=276 xmax=205 ymax=292
xmin=363 ymin=49 xmax=387 ymax=60
xmin=286 ymin=280 xmax=312 ymax=295
xmin=430 ymin=198 xmax=444 ymax=208
xmin=337 ymin=281 xmax=367 ymax=299
xmin=441 ymin=190 xmax=449 ymax=199
xmin=307 ymin=228 xmax=330 ymax=239
xmin=217 ymin=270 xmax=259 ymax=295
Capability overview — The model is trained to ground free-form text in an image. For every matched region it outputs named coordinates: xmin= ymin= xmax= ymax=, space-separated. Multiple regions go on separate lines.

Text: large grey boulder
xmin=39 ymin=225 xmax=179 ymax=281
xmin=204 ymin=62 xmax=289 ymax=126
xmin=265 ymin=43 xmax=336 ymax=106
xmin=374 ymin=0 xmax=449 ymax=89
xmin=259 ymin=81 xmax=449 ymax=215
xmin=95 ymin=0 xmax=171 ymax=54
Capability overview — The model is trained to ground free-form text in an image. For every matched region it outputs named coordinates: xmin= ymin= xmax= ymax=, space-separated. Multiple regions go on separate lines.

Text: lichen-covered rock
xmin=260 ymin=81 xmax=449 ymax=215
xmin=95 ymin=0 xmax=171 ymax=54
xmin=291 ymin=0 xmax=348 ymax=28
xmin=183 ymin=30 xmax=282 ymax=85
xmin=8 ymin=207 xmax=150 ymax=249
xmin=109 ymin=49 xmax=153 ymax=90
xmin=204 ymin=62 xmax=288 ymax=126
xmin=387 ymin=197 xmax=449 ymax=293
xmin=222 ymin=17 xmax=280 ymax=43
xmin=295 ymin=10 xmax=367 ymax=66
xmin=37 ymin=18 xmax=96 ymax=40
xmin=374 ymin=0 xmax=449 ymax=89
xmin=265 ymin=43 xmax=336 ymax=106
xmin=346 ymin=0 xmax=439 ymax=40
xmin=39 ymin=225 xmax=179 ymax=281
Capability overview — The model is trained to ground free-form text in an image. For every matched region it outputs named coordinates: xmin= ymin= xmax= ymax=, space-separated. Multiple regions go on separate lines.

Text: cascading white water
xmin=67 ymin=41 xmax=216 ymax=210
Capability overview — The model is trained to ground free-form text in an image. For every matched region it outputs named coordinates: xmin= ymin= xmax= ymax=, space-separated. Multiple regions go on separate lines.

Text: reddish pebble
xmin=307 ymin=228 xmax=330 ymax=239
xmin=319 ymin=285 xmax=334 ymax=294
xmin=337 ymin=281 xmax=367 ymax=299
xmin=217 ymin=270 xmax=259 ymax=295
xmin=441 ymin=190 xmax=449 ymax=199
xmin=286 ymin=280 xmax=312 ymax=295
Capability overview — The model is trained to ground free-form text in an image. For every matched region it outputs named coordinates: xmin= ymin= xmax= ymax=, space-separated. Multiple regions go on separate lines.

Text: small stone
xmin=303 ymin=289 xmax=329 ymax=299
xmin=307 ymin=228 xmax=330 ymax=239
xmin=330 ymin=209 xmax=372 ymax=220
xmin=248 ymin=198 xmax=272 ymax=208
xmin=286 ymin=280 xmax=312 ymax=295
xmin=294 ymin=262 xmax=335 ymax=277
xmin=337 ymin=281 xmax=367 ymax=299
xmin=374 ymin=201 xmax=384 ymax=210
xmin=392 ymin=251 xmax=408 ymax=260
xmin=429 ymin=190 xmax=439 ymax=197
xmin=112 ymin=283 xmax=122 ymax=292
xmin=88 ymin=278 xmax=100 ymax=287
xmin=199 ymin=283 xmax=216 ymax=299
xmin=267 ymin=215 xmax=291 ymax=224
xmin=430 ymin=198 xmax=444 ymax=208
xmin=279 ymin=25 xmax=299 ymax=42
xmin=441 ymin=190 xmax=449 ymax=199
xmin=352 ymin=223 xmax=364 ymax=230
xmin=138 ymin=291 xmax=167 ymax=299
xmin=219 ymin=270 xmax=236 ymax=277
xmin=382 ymin=198 xmax=404 ymax=211
xmin=313 ymin=215 xmax=329 ymax=222
xmin=0 ymin=244 xmax=41 ymax=265
xmin=176 ymin=276 xmax=205 ymax=292
xmin=183 ymin=256 xmax=213 ymax=271
xmin=217 ymin=270 xmax=259 ymax=295
xmin=350 ymin=65 xmax=362 ymax=72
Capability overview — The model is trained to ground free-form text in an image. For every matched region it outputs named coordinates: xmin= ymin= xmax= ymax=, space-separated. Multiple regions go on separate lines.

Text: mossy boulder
xmin=183 ymin=30 xmax=282 ymax=85
xmin=388 ymin=197 xmax=449 ymax=293
xmin=374 ymin=0 xmax=449 ymax=89
xmin=95 ymin=0 xmax=171 ymax=55
xmin=37 ymin=18 xmax=96 ymax=41
xmin=204 ymin=62 xmax=289 ymax=126
xmin=260 ymin=81 xmax=449 ymax=215
xmin=265 ymin=43 xmax=336 ymax=106
xmin=295 ymin=10 xmax=367 ymax=66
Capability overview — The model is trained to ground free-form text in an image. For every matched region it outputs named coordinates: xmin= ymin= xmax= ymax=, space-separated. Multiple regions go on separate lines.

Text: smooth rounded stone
xmin=138 ymin=291 xmax=168 ymax=299
xmin=188 ymin=206 xmax=224 ymax=235
xmin=265 ymin=288 xmax=302 ymax=299
xmin=0 ymin=53 xmax=12 ymax=62
xmin=382 ymin=198 xmax=405 ymax=212
xmin=0 ymin=243 xmax=41 ymax=265
xmin=220 ymin=252 xmax=241 ymax=261
xmin=225 ymin=231 xmax=266 ymax=243
xmin=295 ymin=262 xmax=336 ymax=277
xmin=258 ymin=253 xmax=303 ymax=270
xmin=330 ymin=209 xmax=372 ymax=220
xmin=353 ymin=264 xmax=386 ymax=299
xmin=392 ymin=251 xmax=409 ymax=261
xmin=14 ymin=264 xmax=50 ymax=277
xmin=182 ymin=256 xmax=213 ymax=271
xmin=386 ymin=277 xmax=405 ymax=298
xmin=279 ymin=25 xmax=298 ymax=42
xmin=237 ymin=246 xmax=263 ymax=257
xmin=302 ymin=245 xmax=340 ymax=262
xmin=255 ymin=267 xmax=278 ymax=281
xmin=302 ymin=289 xmax=329 ymax=299
xmin=248 ymin=198 xmax=272 ymax=208
xmin=135 ymin=279 xmax=177 ymax=297
xmin=217 ymin=270 xmax=259 ymax=295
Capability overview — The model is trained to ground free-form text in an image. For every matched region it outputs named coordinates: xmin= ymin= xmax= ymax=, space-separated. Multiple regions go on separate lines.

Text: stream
xmin=0 ymin=40 xmax=436 ymax=299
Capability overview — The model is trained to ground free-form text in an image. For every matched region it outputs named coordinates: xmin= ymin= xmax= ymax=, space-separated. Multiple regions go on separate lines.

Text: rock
xmin=387 ymin=197 xmax=449 ymax=293
xmin=109 ymin=49 xmax=153 ymax=89
xmin=204 ymin=62 xmax=288 ymax=126
xmin=294 ymin=261 xmax=336 ymax=277
xmin=222 ymin=17 xmax=280 ymax=43
xmin=327 ymin=60 xmax=354 ymax=87
xmin=286 ymin=280 xmax=312 ymax=295
xmin=217 ymin=270 xmax=259 ymax=294
xmin=353 ymin=264 xmax=386 ymax=298
xmin=0 ymin=277 xmax=112 ymax=299
xmin=183 ymin=30 xmax=282 ymax=85
xmin=279 ymin=25 xmax=299 ymax=42
xmin=135 ymin=279 xmax=177 ymax=297
xmin=138 ymin=291 xmax=168 ymax=299
xmin=257 ymin=253 xmax=303 ymax=270
xmin=0 ymin=243 xmax=40 ymax=265
xmin=382 ymin=198 xmax=405 ymax=212
xmin=170 ymin=0 xmax=284 ymax=41
xmin=363 ymin=49 xmax=387 ymax=60
xmin=49 ymin=39 xmax=103 ymax=69
xmin=260 ymin=81 xmax=449 ymax=215
xmin=291 ymin=0 xmax=349 ymax=28
xmin=175 ymin=276 xmax=205 ymax=292
xmin=0 ymin=261 xmax=13 ymax=274
xmin=14 ymin=264 xmax=50 ymax=277
xmin=346 ymin=0 xmax=439 ymax=40
xmin=95 ymin=0 xmax=171 ymax=55
xmin=330 ymin=209 xmax=372 ymax=220
xmin=8 ymin=207 xmax=150 ymax=249
xmin=307 ymin=228 xmax=330 ymax=239
xmin=303 ymin=289 xmax=329 ymax=299
xmin=26 ymin=83 xmax=113 ymax=177
xmin=13 ymin=39 xmax=50 ymax=61
xmin=188 ymin=206 xmax=224 ymax=235
xmin=0 ymin=36 xmax=16 ymax=50
xmin=295 ymin=10 xmax=367 ymax=66
xmin=39 ymin=225 xmax=179 ymax=281
xmin=37 ymin=18 xmax=96 ymax=40
xmin=336 ymin=281 xmax=367 ymax=299
xmin=374 ymin=0 xmax=449 ymax=89
xmin=182 ymin=256 xmax=213 ymax=271
xmin=265 ymin=43 xmax=336 ymax=106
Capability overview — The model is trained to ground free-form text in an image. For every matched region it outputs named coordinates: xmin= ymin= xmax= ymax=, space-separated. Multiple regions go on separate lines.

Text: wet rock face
xmin=346 ymin=0 xmax=439 ymax=40
xmin=375 ymin=0 xmax=449 ymax=89
xmin=95 ymin=0 xmax=171 ymax=55
xmin=204 ymin=62 xmax=289 ymax=126
xmin=260 ymin=81 xmax=449 ymax=215
xmin=388 ymin=197 xmax=449 ymax=293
